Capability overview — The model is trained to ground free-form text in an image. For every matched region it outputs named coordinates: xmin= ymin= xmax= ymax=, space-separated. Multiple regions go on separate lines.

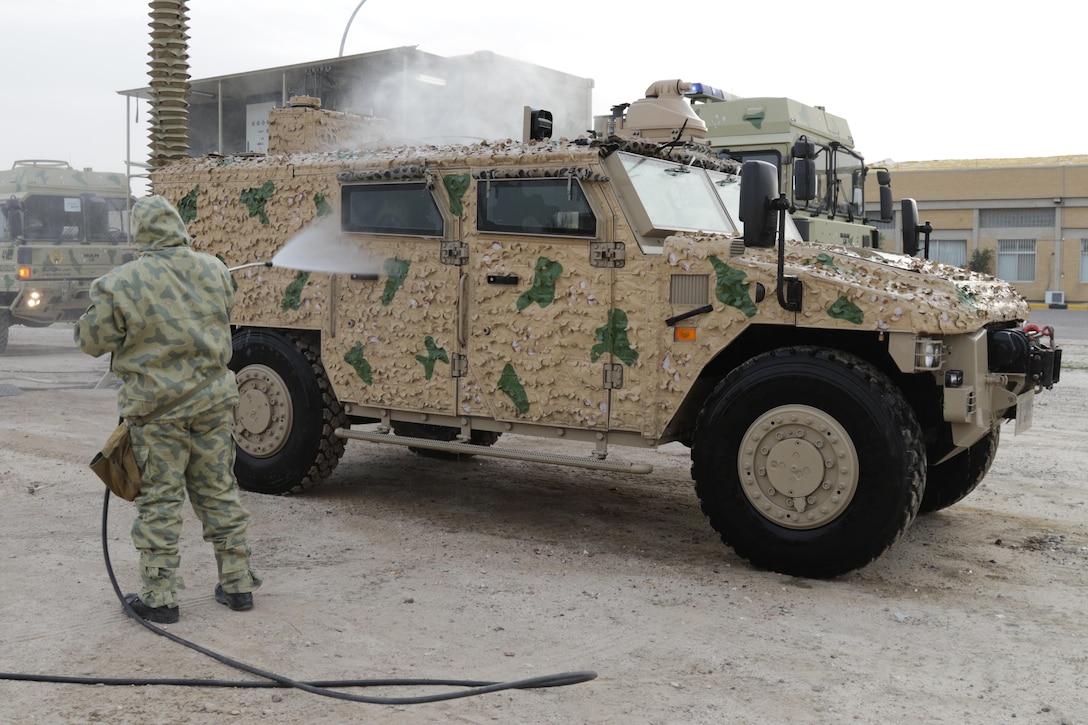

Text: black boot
xmin=215 ymin=583 xmax=253 ymax=611
xmin=123 ymin=593 xmax=179 ymax=624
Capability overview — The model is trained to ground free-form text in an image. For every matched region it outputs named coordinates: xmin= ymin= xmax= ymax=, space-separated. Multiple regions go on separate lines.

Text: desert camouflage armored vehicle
xmin=0 ymin=160 xmax=134 ymax=353
xmin=145 ymin=89 xmax=1061 ymax=577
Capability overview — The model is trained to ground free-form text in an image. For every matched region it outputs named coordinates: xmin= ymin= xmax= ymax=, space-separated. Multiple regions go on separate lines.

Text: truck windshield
xmin=834 ymin=148 xmax=865 ymax=219
xmin=793 ymin=145 xmax=866 ymax=221
xmin=708 ymin=171 xmax=804 ymax=242
xmin=615 ymin=152 xmax=736 ymax=237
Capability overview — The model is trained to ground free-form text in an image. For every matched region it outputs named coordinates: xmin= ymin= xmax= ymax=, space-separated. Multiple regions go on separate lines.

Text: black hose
xmin=0 ymin=488 xmax=597 ymax=705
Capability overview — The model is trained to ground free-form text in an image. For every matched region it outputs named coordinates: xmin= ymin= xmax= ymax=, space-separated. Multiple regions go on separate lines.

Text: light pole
xmin=338 ymin=0 xmax=369 ymax=57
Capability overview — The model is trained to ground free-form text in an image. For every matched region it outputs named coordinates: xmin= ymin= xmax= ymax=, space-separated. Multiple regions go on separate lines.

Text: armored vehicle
xmin=0 ymin=160 xmax=134 ymax=353
xmin=145 ymin=94 xmax=1060 ymax=578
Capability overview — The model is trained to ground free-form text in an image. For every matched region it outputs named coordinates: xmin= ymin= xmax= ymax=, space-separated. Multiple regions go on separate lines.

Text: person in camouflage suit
xmin=75 ymin=194 xmax=261 ymax=624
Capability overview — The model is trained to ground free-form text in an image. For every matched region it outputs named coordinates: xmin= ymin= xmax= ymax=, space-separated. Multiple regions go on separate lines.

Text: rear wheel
xmin=230 ymin=328 xmax=347 ymax=494
xmin=919 ymin=427 xmax=999 ymax=513
xmin=691 ymin=347 xmax=925 ymax=578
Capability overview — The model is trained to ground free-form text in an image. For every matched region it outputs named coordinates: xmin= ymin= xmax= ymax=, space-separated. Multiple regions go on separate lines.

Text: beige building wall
xmin=866 ymin=157 xmax=1088 ymax=304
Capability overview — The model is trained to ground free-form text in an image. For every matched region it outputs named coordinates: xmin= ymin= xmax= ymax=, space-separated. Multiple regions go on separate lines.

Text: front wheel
xmin=0 ymin=309 xmax=10 ymax=355
xmin=691 ymin=347 xmax=925 ymax=578
xmin=230 ymin=328 xmax=347 ymax=494
xmin=919 ymin=427 xmax=999 ymax=513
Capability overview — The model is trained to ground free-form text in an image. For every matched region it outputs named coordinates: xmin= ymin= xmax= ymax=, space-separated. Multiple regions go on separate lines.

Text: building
xmin=867 ymin=156 xmax=1088 ymax=305
xmin=119 ymin=46 xmax=594 ymax=160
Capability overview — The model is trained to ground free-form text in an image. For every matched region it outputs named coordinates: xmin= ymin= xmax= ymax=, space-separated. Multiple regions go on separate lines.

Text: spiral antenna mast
xmin=147 ymin=0 xmax=191 ymax=168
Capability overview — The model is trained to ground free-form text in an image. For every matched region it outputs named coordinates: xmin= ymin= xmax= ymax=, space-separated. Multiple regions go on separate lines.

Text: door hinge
xmin=441 ymin=241 xmax=469 ymax=266
xmin=590 ymin=241 xmax=625 ymax=268
xmin=451 ymin=353 xmax=468 ymax=378
xmin=602 ymin=363 xmax=623 ymax=389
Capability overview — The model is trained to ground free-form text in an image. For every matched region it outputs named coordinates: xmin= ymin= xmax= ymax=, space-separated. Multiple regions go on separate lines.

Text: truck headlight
xmin=914 ymin=338 xmax=944 ymax=371
xmin=25 ymin=290 xmax=43 ymax=309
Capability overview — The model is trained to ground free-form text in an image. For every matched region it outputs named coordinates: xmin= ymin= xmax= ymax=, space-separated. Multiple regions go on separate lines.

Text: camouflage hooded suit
xmin=75 ymin=194 xmax=261 ymax=608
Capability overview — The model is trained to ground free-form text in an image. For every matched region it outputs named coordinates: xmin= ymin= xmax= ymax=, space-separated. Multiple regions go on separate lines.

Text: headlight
xmin=914 ymin=338 xmax=944 ymax=371
xmin=25 ymin=290 xmax=43 ymax=309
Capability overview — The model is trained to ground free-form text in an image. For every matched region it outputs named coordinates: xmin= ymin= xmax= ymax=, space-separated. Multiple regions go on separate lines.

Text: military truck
xmin=140 ymin=2 xmax=1060 ymax=577
xmin=0 ymin=160 xmax=134 ymax=353
xmin=601 ymin=80 xmax=892 ymax=248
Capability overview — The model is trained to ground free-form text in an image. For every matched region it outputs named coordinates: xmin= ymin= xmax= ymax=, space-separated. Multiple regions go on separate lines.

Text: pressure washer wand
xmin=228 ymin=261 xmax=274 ymax=272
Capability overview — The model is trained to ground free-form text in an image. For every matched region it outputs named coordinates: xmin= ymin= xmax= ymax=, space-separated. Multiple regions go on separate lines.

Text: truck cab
xmin=0 ymin=160 xmax=134 ymax=353
xmin=603 ymin=81 xmax=893 ymax=248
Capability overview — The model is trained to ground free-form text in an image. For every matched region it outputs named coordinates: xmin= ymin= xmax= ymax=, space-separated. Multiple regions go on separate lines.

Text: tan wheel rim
xmin=738 ymin=404 xmax=859 ymax=530
xmin=233 ymin=364 xmax=293 ymax=458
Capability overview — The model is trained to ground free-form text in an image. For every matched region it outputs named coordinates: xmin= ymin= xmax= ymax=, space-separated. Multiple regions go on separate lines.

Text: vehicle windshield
xmin=708 ymin=171 xmax=804 ymax=242
xmin=793 ymin=145 xmax=866 ymax=221
xmin=615 ymin=152 xmax=737 ymax=237
xmin=17 ymin=194 xmax=130 ymax=242
xmin=835 ymin=148 xmax=865 ymax=219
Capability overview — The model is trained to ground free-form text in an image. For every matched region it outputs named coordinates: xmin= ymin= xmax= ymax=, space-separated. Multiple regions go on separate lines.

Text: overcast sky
xmin=1 ymin=0 xmax=1083 ymax=180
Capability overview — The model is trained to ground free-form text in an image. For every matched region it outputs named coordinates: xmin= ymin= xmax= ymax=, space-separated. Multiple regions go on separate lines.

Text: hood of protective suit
xmin=132 ymin=194 xmax=191 ymax=252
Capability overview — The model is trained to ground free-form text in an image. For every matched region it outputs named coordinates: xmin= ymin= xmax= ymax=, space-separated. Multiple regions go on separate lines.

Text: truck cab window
xmin=83 ymin=196 xmax=131 ymax=242
xmin=22 ymin=195 xmax=83 ymax=241
xmin=477 ymin=178 xmax=596 ymax=237
xmin=341 ymin=183 xmax=444 ymax=237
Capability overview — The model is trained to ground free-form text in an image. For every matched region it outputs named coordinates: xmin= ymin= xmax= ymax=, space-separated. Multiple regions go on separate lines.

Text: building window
xmin=928 ymin=239 xmax=968 ymax=268
xmin=980 ymin=208 xmax=1055 ymax=228
xmin=1081 ymin=239 xmax=1088 ymax=283
xmin=996 ymin=239 xmax=1036 ymax=282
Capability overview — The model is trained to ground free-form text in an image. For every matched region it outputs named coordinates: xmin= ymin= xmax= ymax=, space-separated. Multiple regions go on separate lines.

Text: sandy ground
xmin=0 ymin=321 xmax=1085 ymax=725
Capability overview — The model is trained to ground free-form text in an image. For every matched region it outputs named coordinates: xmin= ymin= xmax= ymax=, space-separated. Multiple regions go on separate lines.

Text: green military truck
xmin=0 ymin=160 xmax=134 ymax=353
xmin=698 ymin=87 xmax=891 ymax=247
xmin=602 ymin=80 xmax=892 ymax=248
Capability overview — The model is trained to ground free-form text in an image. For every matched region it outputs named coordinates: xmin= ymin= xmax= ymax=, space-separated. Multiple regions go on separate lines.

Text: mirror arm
xmin=773 ymin=194 xmax=802 ymax=312
xmin=920 ymin=221 xmax=933 ymax=260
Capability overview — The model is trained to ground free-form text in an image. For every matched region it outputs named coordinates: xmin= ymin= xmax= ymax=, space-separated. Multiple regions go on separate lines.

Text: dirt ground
xmin=1 ymin=320 xmax=1085 ymax=725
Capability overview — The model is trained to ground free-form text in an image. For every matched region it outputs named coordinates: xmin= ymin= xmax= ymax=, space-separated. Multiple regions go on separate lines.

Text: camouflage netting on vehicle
xmin=151 ymin=102 xmax=1031 ymax=438
xmin=596 ymin=137 xmax=741 ymax=174
xmin=267 ymin=102 xmax=389 ymax=156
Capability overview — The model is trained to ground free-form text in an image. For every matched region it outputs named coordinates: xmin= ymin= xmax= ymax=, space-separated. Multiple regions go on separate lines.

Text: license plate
xmin=1014 ymin=390 xmax=1034 ymax=434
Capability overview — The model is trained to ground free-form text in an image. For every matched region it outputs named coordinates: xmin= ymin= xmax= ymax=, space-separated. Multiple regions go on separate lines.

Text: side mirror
xmin=791 ymin=138 xmax=817 ymax=202
xmin=793 ymin=158 xmax=816 ymax=202
xmin=901 ymin=199 xmax=919 ymax=257
xmin=879 ymin=185 xmax=893 ymax=223
xmin=740 ymin=159 xmax=779 ymax=248
xmin=876 ymin=169 xmax=891 ymax=186
xmin=3 ymin=199 xmax=23 ymax=238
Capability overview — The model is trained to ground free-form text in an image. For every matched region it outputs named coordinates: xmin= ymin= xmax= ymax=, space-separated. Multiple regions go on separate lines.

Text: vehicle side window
xmin=477 ymin=179 xmax=596 ymax=237
xmin=341 ymin=183 xmax=443 ymax=236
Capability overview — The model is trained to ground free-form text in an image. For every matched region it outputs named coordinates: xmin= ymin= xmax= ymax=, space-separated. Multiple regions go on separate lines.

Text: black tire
xmin=391 ymin=421 xmax=501 ymax=459
xmin=919 ymin=427 xmax=999 ymax=514
xmin=0 ymin=309 xmax=10 ymax=355
xmin=230 ymin=328 xmax=347 ymax=494
xmin=691 ymin=347 xmax=925 ymax=578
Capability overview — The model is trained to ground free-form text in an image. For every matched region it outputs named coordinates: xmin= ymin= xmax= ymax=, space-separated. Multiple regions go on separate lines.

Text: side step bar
xmin=335 ymin=428 xmax=654 ymax=474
